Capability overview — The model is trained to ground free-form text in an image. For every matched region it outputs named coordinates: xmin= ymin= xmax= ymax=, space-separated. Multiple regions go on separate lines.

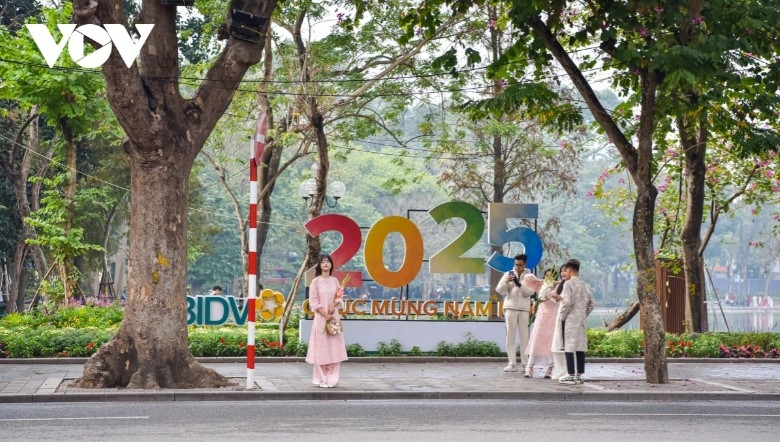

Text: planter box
xmin=299 ymin=319 xmax=507 ymax=352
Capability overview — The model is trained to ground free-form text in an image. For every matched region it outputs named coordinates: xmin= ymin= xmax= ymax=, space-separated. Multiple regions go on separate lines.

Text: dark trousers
xmin=565 ymin=351 xmax=585 ymax=375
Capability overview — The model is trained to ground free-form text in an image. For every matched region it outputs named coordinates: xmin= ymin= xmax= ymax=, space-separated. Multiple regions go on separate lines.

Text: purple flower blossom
xmin=748 ymin=183 xmax=757 ymax=191
xmin=631 ymin=67 xmax=641 ymax=75
xmin=337 ymin=12 xmax=345 ymax=24
xmin=766 ymin=170 xmax=775 ymax=178
xmin=585 ymin=191 xmax=594 ymax=198
xmin=691 ymin=16 xmax=704 ymax=25
xmin=489 ymin=19 xmax=496 ymax=29
xmin=639 ymin=27 xmax=647 ymax=37
xmin=618 ymin=178 xmax=625 ymax=184
xmin=416 ymin=27 xmax=424 ymax=37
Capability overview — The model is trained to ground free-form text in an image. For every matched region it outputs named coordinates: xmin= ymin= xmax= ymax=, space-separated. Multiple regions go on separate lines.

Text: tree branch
xmin=527 ymin=16 xmax=638 ymax=174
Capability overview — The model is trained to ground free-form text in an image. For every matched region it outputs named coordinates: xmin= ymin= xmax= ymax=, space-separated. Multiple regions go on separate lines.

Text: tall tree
xmin=392 ymin=0 xmax=670 ymax=382
xmin=64 ymin=0 xmax=278 ymax=389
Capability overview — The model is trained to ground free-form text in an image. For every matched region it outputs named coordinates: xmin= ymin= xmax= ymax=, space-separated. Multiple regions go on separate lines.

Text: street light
xmin=298 ymin=163 xmax=346 ymax=208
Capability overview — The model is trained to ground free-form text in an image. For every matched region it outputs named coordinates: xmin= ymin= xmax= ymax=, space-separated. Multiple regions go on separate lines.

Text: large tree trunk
xmin=74 ymin=153 xmax=230 ymax=389
xmin=528 ymin=16 xmax=668 ymax=383
xmin=633 ymin=182 xmax=667 ymax=383
xmin=678 ymin=115 xmax=708 ymax=333
xmin=71 ymin=0 xmax=276 ymax=388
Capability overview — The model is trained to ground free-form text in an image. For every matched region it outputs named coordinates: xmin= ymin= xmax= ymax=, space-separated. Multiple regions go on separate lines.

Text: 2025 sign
xmin=305 ymin=202 xmax=542 ymax=288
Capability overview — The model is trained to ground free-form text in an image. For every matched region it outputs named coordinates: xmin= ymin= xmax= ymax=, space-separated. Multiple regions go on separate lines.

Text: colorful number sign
xmin=304 ymin=202 xmax=542 ymax=288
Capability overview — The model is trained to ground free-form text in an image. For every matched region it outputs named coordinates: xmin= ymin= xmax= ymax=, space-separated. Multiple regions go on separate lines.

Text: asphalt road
xmin=1 ymin=400 xmax=778 ymax=441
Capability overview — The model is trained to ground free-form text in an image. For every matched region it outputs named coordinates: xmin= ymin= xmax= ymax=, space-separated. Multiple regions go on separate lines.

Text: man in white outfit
xmin=495 ymin=254 xmax=535 ymax=372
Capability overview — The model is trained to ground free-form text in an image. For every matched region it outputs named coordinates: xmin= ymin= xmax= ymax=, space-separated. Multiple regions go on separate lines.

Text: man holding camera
xmin=496 ymin=254 xmax=536 ymax=372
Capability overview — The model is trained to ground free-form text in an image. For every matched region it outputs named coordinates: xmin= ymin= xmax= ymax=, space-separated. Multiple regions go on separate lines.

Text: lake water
xmin=588 ymin=307 xmax=779 ymax=333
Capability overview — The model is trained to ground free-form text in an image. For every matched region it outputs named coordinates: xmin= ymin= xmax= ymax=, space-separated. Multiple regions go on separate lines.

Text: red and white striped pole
xmin=247 ymin=110 xmax=267 ymax=389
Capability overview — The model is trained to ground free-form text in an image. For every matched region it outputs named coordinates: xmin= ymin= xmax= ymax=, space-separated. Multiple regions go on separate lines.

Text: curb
xmin=2 ymin=357 xmax=780 ymax=365
xmin=2 ymin=390 xmax=779 ymax=404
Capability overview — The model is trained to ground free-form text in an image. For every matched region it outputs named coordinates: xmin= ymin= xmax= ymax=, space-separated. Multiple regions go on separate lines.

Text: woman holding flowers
xmin=522 ymin=268 xmax=561 ymax=378
xmin=305 ymin=254 xmax=348 ymax=388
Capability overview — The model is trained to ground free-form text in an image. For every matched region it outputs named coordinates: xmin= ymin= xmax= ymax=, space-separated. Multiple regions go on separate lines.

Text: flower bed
xmin=1 ymin=305 xmax=778 ymax=358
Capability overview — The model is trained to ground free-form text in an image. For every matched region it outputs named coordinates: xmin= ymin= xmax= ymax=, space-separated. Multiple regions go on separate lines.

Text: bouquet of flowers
xmin=325 ymin=274 xmax=350 ymax=335
xmin=528 ymin=268 xmax=560 ymax=326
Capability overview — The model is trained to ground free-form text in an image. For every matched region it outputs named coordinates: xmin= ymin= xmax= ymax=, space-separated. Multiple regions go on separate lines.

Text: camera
xmin=511 ymin=274 xmax=521 ymax=287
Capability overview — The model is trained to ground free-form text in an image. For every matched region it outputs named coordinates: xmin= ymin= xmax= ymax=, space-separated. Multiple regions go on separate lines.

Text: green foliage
xmin=2 ymin=307 xmax=779 ymax=358
xmin=346 ymin=343 xmax=366 ymax=357
xmin=435 ymin=333 xmax=503 ymax=357
xmin=187 ymin=326 xmax=287 ymax=357
xmin=587 ymin=329 xmax=645 ymax=358
xmin=0 ymin=325 xmax=115 ymax=358
xmin=24 ymin=174 xmax=108 ymax=259
xmin=377 ymin=339 xmax=403 ymax=356
xmin=0 ymin=304 xmax=124 ymax=328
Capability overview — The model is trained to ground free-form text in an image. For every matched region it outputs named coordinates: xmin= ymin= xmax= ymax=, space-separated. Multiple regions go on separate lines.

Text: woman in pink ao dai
xmin=522 ymin=270 xmax=561 ymax=378
xmin=305 ymin=254 xmax=348 ymax=388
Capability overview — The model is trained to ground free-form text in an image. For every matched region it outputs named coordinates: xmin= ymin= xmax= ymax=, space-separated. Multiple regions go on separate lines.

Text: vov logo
xmin=26 ymin=24 xmax=154 ymax=68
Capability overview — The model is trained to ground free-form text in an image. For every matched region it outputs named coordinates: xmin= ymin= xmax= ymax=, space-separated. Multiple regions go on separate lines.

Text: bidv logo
xmin=26 ymin=24 xmax=154 ymax=68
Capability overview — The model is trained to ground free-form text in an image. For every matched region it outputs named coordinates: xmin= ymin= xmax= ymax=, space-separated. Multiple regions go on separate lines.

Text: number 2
xmin=303 ymin=214 xmax=363 ymax=287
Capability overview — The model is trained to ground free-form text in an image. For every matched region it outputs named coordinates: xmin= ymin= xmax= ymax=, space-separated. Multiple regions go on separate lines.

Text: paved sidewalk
xmin=1 ymin=358 xmax=779 ymax=403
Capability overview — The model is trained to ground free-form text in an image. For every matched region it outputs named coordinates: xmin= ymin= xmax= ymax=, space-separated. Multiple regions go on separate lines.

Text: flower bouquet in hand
xmin=325 ymin=274 xmax=350 ymax=335
xmin=525 ymin=268 xmax=559 ymax=326
xmin=336 ymin=274 xmax=350 ymax=300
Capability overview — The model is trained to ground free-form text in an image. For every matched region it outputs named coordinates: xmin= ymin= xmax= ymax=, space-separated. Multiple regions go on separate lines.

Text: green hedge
xmin=1 ymin=305 xmax=779 ymax=358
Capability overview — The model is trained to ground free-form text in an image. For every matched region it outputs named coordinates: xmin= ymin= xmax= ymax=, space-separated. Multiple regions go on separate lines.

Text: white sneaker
xmin=574 ymin=375 xmax=584 ymax=384
xmin=503 ymin=364 xmax=518 ymax=372
xmin=559 ymin=375 xmax=577 ymax=385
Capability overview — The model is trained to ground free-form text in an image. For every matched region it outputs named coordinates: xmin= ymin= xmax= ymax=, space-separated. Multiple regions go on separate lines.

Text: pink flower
xmin=766 ymin=170 xmax=775 ymax=178
xmin=748 ymin=183 xmax=757 ymax=190
xmin=489 ymin=19 xmax=496 ymax=29
xmin=691 ymin=16 xmax=704 ymax=25
xmin=585 ymin=191 xmax=594 ymax=198
xmin=639 ymin=27 xmax=647 ymax=37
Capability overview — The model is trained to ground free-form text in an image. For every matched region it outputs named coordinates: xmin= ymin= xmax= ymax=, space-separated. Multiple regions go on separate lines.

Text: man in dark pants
xmin=558 ymin=259 xmax=595 ymax=385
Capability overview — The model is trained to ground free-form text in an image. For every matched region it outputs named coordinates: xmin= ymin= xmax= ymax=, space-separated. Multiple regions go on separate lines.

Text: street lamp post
xmin=297 ymin=163 xmax=346 ymax=208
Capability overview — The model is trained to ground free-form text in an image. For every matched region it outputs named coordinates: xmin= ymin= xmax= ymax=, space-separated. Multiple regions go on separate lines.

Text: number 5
xmin=486 ymin=203 xmax=543 ymax=272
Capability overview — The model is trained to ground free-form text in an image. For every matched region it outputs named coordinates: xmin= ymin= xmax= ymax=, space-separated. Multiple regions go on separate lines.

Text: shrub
xmin=587 ymin=329 xmax=644 ymax=357
xmin=434 ymin=333 xmax=502 ymax=357
xmin=346 ymin=343 xmax=366 ymax=357
xmin=377 ymin=339 xmax=403 ymax=356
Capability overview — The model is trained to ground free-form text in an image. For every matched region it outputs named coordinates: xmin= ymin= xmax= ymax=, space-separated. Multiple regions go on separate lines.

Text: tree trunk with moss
xmin=71 ymin=0 xmax=276 ymax=389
